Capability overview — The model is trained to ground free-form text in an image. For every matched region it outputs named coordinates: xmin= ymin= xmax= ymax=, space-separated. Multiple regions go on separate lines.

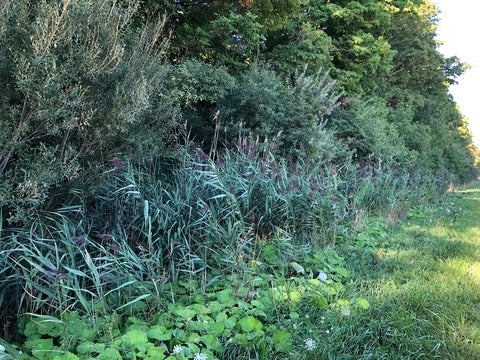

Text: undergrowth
xmin=0 ymin=136 xmax=457 ymax=359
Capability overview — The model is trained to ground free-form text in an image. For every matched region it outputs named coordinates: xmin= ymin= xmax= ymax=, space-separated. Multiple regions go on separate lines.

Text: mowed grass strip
xmin=327 ymin=184 xmax=480 ymax=359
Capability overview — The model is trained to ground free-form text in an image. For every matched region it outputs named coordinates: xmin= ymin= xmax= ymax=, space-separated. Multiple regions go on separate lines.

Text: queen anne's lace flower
xmin=193 ymin=353 xmax=208 ymax=360
xmin=304 ymin=338 xmax=317 ymax=351
xmin=172 ymin=344 xmax=183 ymax=354
xmin=0 ymin=344 xmax=5 ymax=352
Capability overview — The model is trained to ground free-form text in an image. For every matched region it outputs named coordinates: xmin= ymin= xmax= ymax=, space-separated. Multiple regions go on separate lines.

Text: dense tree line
xmin=0 ymin=0 xmax=477 ymax=224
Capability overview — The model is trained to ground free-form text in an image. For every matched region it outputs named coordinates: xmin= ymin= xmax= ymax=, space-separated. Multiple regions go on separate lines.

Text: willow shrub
xmin=0 ymin=0 xmax=179 ymax=224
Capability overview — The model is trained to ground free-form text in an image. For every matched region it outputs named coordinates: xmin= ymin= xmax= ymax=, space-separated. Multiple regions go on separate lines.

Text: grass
xmin=326 ymin=182 xmax=480 ymax=359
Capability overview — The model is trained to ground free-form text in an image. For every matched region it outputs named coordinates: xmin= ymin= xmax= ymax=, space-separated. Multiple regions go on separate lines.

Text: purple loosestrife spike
xmin=112 ymin=157 xmax=125 ymax=170
xmin=109 ymin=243 xmax=120 ymax=253
xmin=96 ymin=233 xmax=112 ymax=242
xmin=292 ymin=179 xmax=301 ymax=191
xmin=195 ymin=149 xmax=208 ymax=163
xmin=71 ymin=236 xmax=88 ymax=246
xmin=260 ymin=164 xmax=267 ymax=175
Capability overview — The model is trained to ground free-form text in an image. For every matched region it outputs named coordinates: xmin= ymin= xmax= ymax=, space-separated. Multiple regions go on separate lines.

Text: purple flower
xmin=310 ymin=179 xmax=320 ymax=192
xmin=96 ymin=233 xmax=112 ymax=242
xmin=109 ymin=243 xmax=120 ymax=253
xmin=71 ymin=236 xmax=88 ymax=246
xmin=291 ymin=179 xmax=301 ymax=191
xmin=215 ymin=157 xmax=224 ymax=169
xmin=112 ymin=157 xmax=125 ymax=171
xmin=203 ymin=204 xmax=209 ymax=213
xmin=195 ymin=149 xmax=208 ymax=163
xmin=259 ymin=164 xmax=267 ymax=175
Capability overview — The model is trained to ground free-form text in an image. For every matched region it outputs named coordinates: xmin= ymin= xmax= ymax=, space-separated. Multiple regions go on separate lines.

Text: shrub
xmin=0 ymin=0 xmax=179 ymax=224
xmin=220 ymin=66 xmax=343 ymax=158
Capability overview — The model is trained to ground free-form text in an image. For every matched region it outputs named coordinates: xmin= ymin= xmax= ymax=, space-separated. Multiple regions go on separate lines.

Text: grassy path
xmin=326 ymin=184 xmax=480 ymax=359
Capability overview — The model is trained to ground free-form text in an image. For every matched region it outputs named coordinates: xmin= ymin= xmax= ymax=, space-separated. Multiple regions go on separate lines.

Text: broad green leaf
xmin=76 ymin=341 xmax=106 ymax=355
xmin=208 ymin=321 xmax=225 ymax=335
xmin=289 ymin=311 xmax=300 ymax=319
xmin=215 ymin=312 xmax=228 ymax=323
xmin=225 ymin=316 xmax=237 ymax=329
xmin=206 ymin=300 xmax=224 ymax=313
xmin=250 ymin=299 xmax=266 ymax=309
xmin=232 ymin=333 xmax=248 ymax=345
xmin=217 ymin=288 xmax=235 ymax=306
xmin=252 ymin=308 xmax=267 ymax=317
xmin=336 ymin=267 xmax=350 ymax=278
xmin=123 ymin=329 xmax=148 ymax=347
xmin=184 ymin=332 xmax=201 ymax=343
xmin=288 ymin=290 xmax=302 ymax=302
xmin=52 ymin=352 xmax=79 ymax=360
xmin=146 ymin=346 xmax=167 ymax=359
xmin=148 ymin=325 xmax=173 ymax=341
xmin=238 ymin=316 xmax=263 ymax=332
xmin=173 ymin=307 xmax=197 ymax=320
xmin=96 ymin=348 xmax=122 ymax=360
xmin=312 ymin=292 xmax=328 ymax=308
xmin=201 ymin=334 xmax=223 ymax=352
xmin=188 ymin=303 xmax=210 ymax=315
xmin=356 ymin=298 xmax=370 ymax=310
xmin=272 ymin=330 xmax=293 ymax=352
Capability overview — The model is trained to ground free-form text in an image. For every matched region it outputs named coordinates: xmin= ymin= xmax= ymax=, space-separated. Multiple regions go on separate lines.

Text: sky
xmin=432 ymin=0 xmax=480 ymax=146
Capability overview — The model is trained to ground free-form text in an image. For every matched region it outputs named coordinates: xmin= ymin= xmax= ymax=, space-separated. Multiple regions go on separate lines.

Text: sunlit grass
xmin=326 ymin=184 xmax=480 ymax=359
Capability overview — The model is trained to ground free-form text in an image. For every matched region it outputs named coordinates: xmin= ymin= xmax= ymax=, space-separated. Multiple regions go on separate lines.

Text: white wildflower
xmin=194 ymin=353 xmax=208 ymax=360
xmin=0 ymin=344 xmax=5 ymax=352
xmin=317 ymin=270 xmax=328 ymax=282
xmin=172 ymin=344 xmax=183 ymax=354
xmin=304 ymin=338 xmax=317 ymax=351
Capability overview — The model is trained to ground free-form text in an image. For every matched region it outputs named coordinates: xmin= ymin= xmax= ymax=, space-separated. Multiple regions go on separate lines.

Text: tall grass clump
xmin=338 ymin=159 xmax=450 ymax=228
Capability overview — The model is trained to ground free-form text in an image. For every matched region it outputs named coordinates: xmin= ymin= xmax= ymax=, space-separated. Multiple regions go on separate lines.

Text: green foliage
xmin=164 ymin=59 xmax=235 ymax=143
xmin=220 ymin=65 xmax=342 ymax=158
xmin=263 ymin=10 xmax=334 ymax=75
xmin=140 ymin=0 xmax=475 ymax=183
xmin=0 ymin=0 xmax=178 ymax=223
xmin=2 ymin=239 xmax=358 ymax=360
xmin=329 ymin=97 xmax=408 ymax=163
xmin=1 ymin=1 xmax=479 ymax=358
